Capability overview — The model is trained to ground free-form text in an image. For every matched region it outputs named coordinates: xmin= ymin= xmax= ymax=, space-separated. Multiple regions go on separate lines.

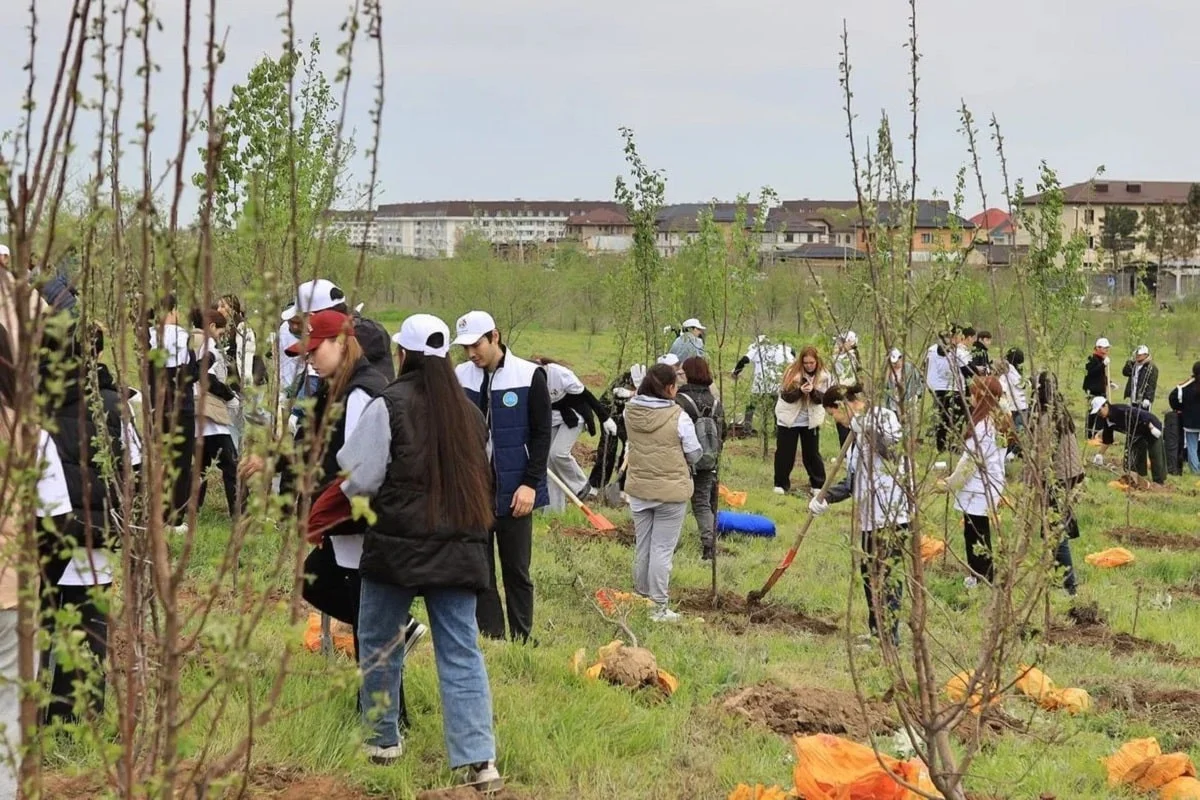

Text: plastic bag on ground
xmin=791 ymin=734 xmax=943 ymax=800
xmin=1085 ymin=547 xmax=1136 ymax=568
xmin=1041 ymin=687 xmax=1090 ymax=715
xmin=1126 ymin=753 xmax=1196 ymax=791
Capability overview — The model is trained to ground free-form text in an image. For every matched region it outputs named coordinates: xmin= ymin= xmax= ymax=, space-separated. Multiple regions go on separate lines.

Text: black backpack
xmin=679 ymin=394 xmax=722 ymax=471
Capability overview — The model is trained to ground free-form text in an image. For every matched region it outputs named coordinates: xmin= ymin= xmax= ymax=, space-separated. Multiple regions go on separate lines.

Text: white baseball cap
xmin=657 ymin=353 xmax=680 ymax=366
xmin=452 ymin=310 xmax=498 ymax=346
xmin=681 ymin=318 xmax=706 ymax=331
xmin=281 ymin=279 xmax=343 ymax=321
xmin=1135 ymin=345 xmax=1150 ymax=356
xmin=1090 ymin=396 xmax=1109 ymax=416
xmin=393 ymin=313 xmax=451 ymax=358
xmin=888 ymin=348 xmax=903 ymax=364
xmin=0 ymin=244 xmax=9 ymax=257
xmin=1095 ymin=337 xmax=1111 ymax=349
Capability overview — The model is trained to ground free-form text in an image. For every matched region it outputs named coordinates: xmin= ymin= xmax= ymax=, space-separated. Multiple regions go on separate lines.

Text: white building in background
xmin=328 ymin=200 xmax=626 ymax=258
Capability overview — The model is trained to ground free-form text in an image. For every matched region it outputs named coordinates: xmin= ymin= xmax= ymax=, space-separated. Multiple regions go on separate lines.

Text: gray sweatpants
xmin=0 ymin=609 xmax=19 ymax=800
xmin=691 ymin=469 xmax=719 ymax=549
xmin=631 ymin=501 xmax=687 ymax=606
xmin=547 ymin=423 xmax=588 ymax=512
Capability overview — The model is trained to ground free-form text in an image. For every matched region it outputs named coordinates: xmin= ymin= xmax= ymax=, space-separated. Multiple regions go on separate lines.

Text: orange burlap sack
xmin=791 ymin=734 xmax=942 ymax=800
xmin=1105 ymin=739 xmax=1163 ymax=786
xmin=919 ymin=537 xmax=946 ymax=563
xmin=727 ymin=784 xmax=790 ymax=800
xmin=1085 ymin=547 xmax=1136 ymax=568
xmin=945 ymin=671 xmax=998 ymax=714
xmin=1125 ymin=753 xmax=1196 ymax=792
xmin=302 ymin=612 xmax=355 ymax=657
xmin=1015 ymin=665 xmax=1056 ymax=702
xmin=719 ymin=484 xmax=748 ymax=508
xmin=1162 ymin=776 xmax=1200 ymax=800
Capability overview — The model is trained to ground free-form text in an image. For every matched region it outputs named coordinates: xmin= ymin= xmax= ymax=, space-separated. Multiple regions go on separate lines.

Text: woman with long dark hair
xmin=323 ymin=314 xmax=502 ymax=790
xmin=773 ymin=346 xmax=831 ymax=495
xmin=625 ymin=363 xmax=701 ymax=622
xmin=944 ymin=376 xmax=1007 ymax=587
xmin=676 ymin=357 xmax=725 ymax=561
xmin=1027 ymin=371 xmax=1081 ymax=595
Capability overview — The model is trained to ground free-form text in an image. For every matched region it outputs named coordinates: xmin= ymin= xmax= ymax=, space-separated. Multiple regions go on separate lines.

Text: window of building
xmin=785 ymin=233 xmax=795 ymax=243
xmin=806 ymin=233 xmax=815 ymax=243
xmin=1088 ymin=236 xmax=1095 ymax=249
xmin=1084 ymin=209 xmax=1095 ymax=224
xmin=920 ymin=232 xmax=933 ymax=244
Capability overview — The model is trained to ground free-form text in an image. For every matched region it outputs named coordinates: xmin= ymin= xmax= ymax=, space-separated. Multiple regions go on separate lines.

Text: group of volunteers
xmin=9 ymin=242 xmax=1200 ymax=798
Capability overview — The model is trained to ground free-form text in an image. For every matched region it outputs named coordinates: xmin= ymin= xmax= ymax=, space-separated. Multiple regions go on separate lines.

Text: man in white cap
xmin=453 ymin=310 xmax=551 ymax=643
xmin=1083 ymin=336 xmax=1116 ymax=438
xmin=668 ymin=318 xmax=706 ymax=363
xmin=1089 ymin=396 xmax=1167 ymax=484
xmin=1122 ymin=344 xmax=1158 ymax=412
xmin=732 ymin=334 xmax=794 ymax=435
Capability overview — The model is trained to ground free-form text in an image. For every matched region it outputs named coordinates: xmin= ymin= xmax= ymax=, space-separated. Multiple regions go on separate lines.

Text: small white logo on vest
xmin=502 ymin=391 xmax=518 ymax=408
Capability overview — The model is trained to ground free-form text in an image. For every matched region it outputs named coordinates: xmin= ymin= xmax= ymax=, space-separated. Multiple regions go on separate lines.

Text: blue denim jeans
xmin=358 ymin=578 xmax=496 ymax=768
xmin=1185 ymin=429 xmax=1200 ymax=474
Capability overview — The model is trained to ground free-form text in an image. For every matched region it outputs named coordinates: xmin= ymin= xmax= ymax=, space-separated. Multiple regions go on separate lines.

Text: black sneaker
xmin=701 ymin=545 xmax=715 ymax=561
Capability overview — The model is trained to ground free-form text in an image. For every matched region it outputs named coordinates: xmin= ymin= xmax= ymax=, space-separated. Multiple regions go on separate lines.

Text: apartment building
xmin=325 ymin=210 xmax=380 ymax=249
xmin=334 ymin=200 xmax=624 ymax=258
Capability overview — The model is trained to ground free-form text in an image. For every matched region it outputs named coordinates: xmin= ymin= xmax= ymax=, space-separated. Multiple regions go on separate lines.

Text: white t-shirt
xmin=953 ymin=418 xmax=1006 ymax=517
xmin=545 ymin=363 xmax=586 ymax=428
xmin=197 ymin=337 xmax=235 ymax=439
xmin=36 ymin=429 xmax=72 ymax=519
xmin=148 ymin=323 xmax=192 ymax=368
xmin=925 ymin=343 xmax=952 ymax=391
xmin=747 ymin=340 xmax=793 ymax=395
xmin=58 ymin=549 xmax=114 ymax=586
xmin=329 ymin=386 xmax=374 ymax=570
xmin=1000 ymin=364 xmax=1028 ymax=412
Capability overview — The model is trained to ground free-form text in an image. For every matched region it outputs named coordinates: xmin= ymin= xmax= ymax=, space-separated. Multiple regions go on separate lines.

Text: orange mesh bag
xmin=1104 ymin=739 xmax=1162 ymax=786
xmin=727 ymin=784 xmax=791 ymax=800
xmin=919 ymin=537 xmax=946 ymax=563
xmin=1085 ymin=547 xmax=1136 ymax=568
xmin=719 ymin=484 xmax=748 ymax=508
xmin=1162 ymin=777 xmax=1200 ymax=800
xmin=1015 ymin=665 xmax=1056 ymax=702
xmin=791 ymin=734 xmax=942 ymax=800
xmin=1124 ymin=752 xmax=1196 ymax=791
xmin=302 ymin=612 xmax=355 ymax=657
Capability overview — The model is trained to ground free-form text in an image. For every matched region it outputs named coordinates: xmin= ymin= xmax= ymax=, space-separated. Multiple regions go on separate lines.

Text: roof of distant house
xmin=863 ymin=201 xmax=975 ymax=229
xmin=565 ymin=208 xmax=630 ymax=226
xmin=656 ymin=202 xmax=761 ymax=231
xmin=969 ymin=208 xmax=1013 ymax=232
xmin=777 ymin=243 xmax=867 ymax=261
xmin=1023 ymin=180 xmax=1200 ymax=206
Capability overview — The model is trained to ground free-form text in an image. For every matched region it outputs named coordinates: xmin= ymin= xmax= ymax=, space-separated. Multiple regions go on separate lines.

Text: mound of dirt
xmin=600 ymin=645 xmax=658 ymax=688
xmin=1092 ymin=683 xmax=1200 ymax=741
xmin=722 ymin=683 xmax=896 ymax=740
xmin=1114 ymin=474 xmax=1174 ymax=493
xmin=552 ymin=520 xmax=635 ymax=547
xmin=44 ymin=767 xmax=372 ymax=800
xmin=674 ymin=588 xmax=838 ymax=636
xmin=571 ymin=439 xmax=597 ymax=468
xmin=1106 ymin=526 xmax=1200 ymax=551
xmin=1067 ymin=602 xmax=1106 ymax=627
xmin=417 ymin=789 xmax=532 ymax=800
xmin=1046 ymin=621 xmax=1200 ymax=666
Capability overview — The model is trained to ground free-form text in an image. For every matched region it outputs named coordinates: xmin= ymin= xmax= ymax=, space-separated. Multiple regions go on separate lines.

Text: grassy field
xmin=45 ymin=311 xmax=1200 ymax=799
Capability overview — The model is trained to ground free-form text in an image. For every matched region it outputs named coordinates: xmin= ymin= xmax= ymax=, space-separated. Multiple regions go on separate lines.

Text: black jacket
xmin=1100 ymin=404 xmax=1163 ymax=445
xmin=1082 ymin=354 xmax=1109 ymax=398
xmin=1169 ymin=379 xmax=1200 ymax=430
xmin=302 ymin=357 xmax=389 ymax=490
xmin=552 ymin=388 xmax=609 ymax=435
xmin=1122 ymin=360 xmax=1159 ymax=405
xmin=359 ymin=373 xmax=492 ymax=591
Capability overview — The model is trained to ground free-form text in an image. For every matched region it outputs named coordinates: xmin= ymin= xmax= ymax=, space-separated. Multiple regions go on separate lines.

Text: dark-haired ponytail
xmin=637 ymin=363 xmax=677 ymax=400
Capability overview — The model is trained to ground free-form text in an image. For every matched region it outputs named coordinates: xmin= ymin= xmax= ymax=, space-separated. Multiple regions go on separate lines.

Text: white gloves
xmin=808 ymin=496 xmax=829 ymax=516
xmin=1141 ymin=399 xmax=1151 ymax=410
xmin=1150 ymin=425 xmax=1162 ymax=439
xmin=630 ymin=363 xmax=647 ymax=388
xmin=1091 ymin=453 xmax=1104 ymax=466
xmin=602 ymin=418 xmax=618 ymax=437
xmin=613 ymin=387 xmax=634 ymax=400
xmin=1103 ymin=356 xmax=1110 ymax=366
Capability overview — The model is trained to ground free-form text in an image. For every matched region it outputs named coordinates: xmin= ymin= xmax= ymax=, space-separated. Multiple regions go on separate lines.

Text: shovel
xmin=547 ymin=470 xmax=617 ymax=532
xmin=747 ymin=430 xmax=857 ymax=607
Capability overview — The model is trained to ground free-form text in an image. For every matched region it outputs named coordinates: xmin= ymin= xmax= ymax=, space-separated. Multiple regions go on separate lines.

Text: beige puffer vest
xmin=192 ymin=330 xmax=233 ymax=427
xmin=624 ymin=401 xmax=692 ymax=503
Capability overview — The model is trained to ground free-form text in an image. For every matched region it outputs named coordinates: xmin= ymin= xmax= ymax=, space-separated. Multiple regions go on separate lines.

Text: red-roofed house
xmin=969 ymin=208 xmax=1015 ymax=244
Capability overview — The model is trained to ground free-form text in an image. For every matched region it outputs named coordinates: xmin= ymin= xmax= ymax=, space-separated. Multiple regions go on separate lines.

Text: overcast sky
xmin=1 ymin=0 xmax=1195 ymax=217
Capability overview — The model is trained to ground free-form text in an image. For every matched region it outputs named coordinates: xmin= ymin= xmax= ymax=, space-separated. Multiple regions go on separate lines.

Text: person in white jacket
xmin=533 ymin=357 xmax=618 ymax=510
xmin=809 ymin=384 xmax=908 ymax=645
xmin=939 ymin=376 xmax=1007 ymax=587
xmin=998 ymin=347 xmax=1029 ymax=459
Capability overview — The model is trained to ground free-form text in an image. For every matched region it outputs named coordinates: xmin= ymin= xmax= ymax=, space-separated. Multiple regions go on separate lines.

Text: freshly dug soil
xmin=417 ymin=789 xmax=532 ymax=800
xmin=1092 ymin=683 xmax=1200 ymax=740
xmin=552 ymin=520 xmax=635 ymax=547
xmin=952 ymin=706 xmax=1029 ymax=745
xmin=674 ymin=587 xmax=838 ymax=636
xmin=1046 ymin=621 xmax=1200 ymax=666
xmin=1067 ymin=601 xmax=1106 ymax=626
xmin=1106 ymin=525 xmax=1200 ymax=551
xmin=44 ymin=766 xmax=373 ymax=799
xmin=1114 ymin=473 xmax=1174 ymax=493
xmin=722 ymin=682 xmax=896 ymax=740
xmin=570 ymin=439 xmax=597 ymax=468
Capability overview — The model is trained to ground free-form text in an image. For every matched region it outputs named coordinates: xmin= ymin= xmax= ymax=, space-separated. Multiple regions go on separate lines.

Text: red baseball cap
xmin=285 ymin=309 xmax=355 ymax=356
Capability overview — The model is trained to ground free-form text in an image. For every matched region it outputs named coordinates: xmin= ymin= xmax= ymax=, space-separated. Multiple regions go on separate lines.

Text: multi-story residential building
xmin=654 ymin=203 xmax=761 ymax=257
xmin=325 ymin=210 xmax=380 ymax=250
xmin=367 ymin=200 xmax=626 ymax=258
xmin=1019 ymin=179 xmax=1200 ymax=297
xmin=856 ymin=200 xmax=975 ymax=261
xmin=564 ymin=208 xmax=634 ymax=253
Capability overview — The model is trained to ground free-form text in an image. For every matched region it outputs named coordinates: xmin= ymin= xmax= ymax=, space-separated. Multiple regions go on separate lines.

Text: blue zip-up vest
xmin=457 ymin=352 xmax=549 ymax=516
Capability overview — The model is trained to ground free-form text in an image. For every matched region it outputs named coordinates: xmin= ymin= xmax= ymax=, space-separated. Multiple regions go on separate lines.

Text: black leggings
xmin=934 ymin=391 xmax=966 ymax=453
xmin=774 ymin=426 xmax=826 ymax=490
xmin=41 ymin=582 xmax=109 ymax=723
xmin=197 ymin=434 xmax=239 ymax=516
xmin=963 ymin=513 xmax=994 ymax=583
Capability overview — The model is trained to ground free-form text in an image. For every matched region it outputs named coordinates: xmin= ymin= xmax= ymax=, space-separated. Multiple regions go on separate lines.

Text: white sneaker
xmin=364 ymin=742 xmax=403 ymax=765
xmin=402 ymin=621 xmax=428 ymax=662
xmin=464 ymin=760 xmax=504 ymax=792
xmin=170 ymin=524 xmax=189 ymax=535
xmin=773 ymin=487 xmax=786 ymax=495
xmin=963 ymin=576 xmax=979 ymax=590
xmin=651 ymin=607 xmax=681 ymax=623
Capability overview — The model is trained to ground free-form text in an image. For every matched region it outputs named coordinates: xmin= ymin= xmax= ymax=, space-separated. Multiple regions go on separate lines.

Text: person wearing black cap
xmin=321 ymin=313 xmax=503 ymax=789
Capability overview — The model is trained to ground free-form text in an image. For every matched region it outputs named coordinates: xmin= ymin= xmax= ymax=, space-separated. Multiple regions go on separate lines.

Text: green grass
xmin=46 ymin=315 xmax=1200 ymax=799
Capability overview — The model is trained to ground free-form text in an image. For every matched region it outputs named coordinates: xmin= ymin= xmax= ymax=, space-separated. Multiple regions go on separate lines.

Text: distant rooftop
xmin=1023 ymin=180 xmax=1200 ymax=206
